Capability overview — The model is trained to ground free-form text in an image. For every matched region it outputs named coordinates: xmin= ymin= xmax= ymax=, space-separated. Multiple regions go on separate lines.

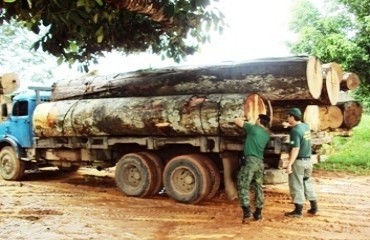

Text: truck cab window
xmin=12 ymin=101 xmax=28 ymax=116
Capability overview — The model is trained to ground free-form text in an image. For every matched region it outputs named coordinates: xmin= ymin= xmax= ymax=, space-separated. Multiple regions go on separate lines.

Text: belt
xmin=297 ymin=157 xmax=311 ymax=160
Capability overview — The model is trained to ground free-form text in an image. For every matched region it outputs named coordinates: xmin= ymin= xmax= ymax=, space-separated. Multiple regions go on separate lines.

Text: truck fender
xmin=0 ymin=136 xmax=24 ymax=159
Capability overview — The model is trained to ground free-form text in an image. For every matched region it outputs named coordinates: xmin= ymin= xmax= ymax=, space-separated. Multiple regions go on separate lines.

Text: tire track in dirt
xmin=0 ymin=168 xmax=369 ymax=240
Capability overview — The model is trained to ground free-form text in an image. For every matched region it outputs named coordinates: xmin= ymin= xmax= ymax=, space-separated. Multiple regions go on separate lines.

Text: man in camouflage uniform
xmin=234 ymin=114 xmax=270 ymax=224
xmin=283 ymin=108 xmax=318 ymax=218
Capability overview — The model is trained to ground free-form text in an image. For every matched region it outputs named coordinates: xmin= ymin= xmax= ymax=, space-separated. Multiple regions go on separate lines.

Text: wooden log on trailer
xmin=337 ymin=101 xmax=363 ymax=129
xmin=268 ymin=101 xmax=320 ymax=132
xmin=318 ymin=105 xmax=343 ymax=130
xmin=33 ymin=93 xmax=268 ymax=138
xmin=0 ymin=72 xmax=20 ymax=94
xmin=341 ymin=72 xmax=360 ymax=91
xmin=51 ymin=56 xmax=324 ymax=102
xmin=321 ymin=62 xmax=342 ymax=105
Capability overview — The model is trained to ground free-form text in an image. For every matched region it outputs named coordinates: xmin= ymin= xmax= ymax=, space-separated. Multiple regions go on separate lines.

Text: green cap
xmin=289 ymin=108 xmax=302 ymax=118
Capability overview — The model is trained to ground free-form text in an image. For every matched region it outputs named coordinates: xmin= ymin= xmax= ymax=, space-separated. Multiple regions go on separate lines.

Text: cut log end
xmin=323 ymin=62 xmax=342 ymax=105
xmin=306 ymin=56 xmax=323 ymax=99
xmin=244 ymin=94 xmax=267 ymax=123
xmin=341 ymin=101 xmax=363 ymax=129
xmin=303 ymin=105 xmax=320 ymax=132
xmin=341 ymin=72 xmax=360 ymax=90
xmin=0 ymin=72 xmax=20 ymax=94
xmin=319 ymin=105 xmax=343 ymax=130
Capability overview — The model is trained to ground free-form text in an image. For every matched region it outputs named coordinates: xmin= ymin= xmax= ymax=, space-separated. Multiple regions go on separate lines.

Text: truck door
xmin=8 ymin=100 xmax=33 ymax=148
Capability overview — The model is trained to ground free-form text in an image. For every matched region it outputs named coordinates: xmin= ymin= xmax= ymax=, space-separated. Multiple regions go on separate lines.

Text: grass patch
xmin=315 ymin=114 xmax=370 ymax=175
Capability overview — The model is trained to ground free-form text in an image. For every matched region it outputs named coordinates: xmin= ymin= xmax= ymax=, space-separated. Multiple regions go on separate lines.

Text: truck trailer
xmin=0 ymin=57 xmax=355 ymax=204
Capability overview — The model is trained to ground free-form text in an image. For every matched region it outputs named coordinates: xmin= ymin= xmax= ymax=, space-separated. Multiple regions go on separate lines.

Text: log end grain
xmin=244 ymin=94 xmax=267 ymax=123
xmin=303 ymin=105 xmax=320 ymax=132
xmin=323 ymin=62 xmax=342 ymax=105
xmin=306 ymin=56 xmax=323 ymax=99
xmin=0 ymin=72 xmax=20 ymax=94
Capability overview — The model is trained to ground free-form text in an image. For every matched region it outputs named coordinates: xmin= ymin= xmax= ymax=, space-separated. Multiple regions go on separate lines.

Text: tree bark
xmin=268 ymin=101 xmax=319 ymax=132
xmin=51 ymin=56 xmax=324 ymax=102
xmin=33 ymin=93 xmax=266 ymax=138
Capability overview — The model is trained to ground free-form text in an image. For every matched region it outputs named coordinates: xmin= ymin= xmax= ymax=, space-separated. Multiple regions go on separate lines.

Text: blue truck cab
xmin=0 ymin=86 xmax=51 ymax=180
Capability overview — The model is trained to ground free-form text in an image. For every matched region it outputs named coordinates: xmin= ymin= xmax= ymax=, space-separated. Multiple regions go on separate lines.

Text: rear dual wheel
xmin=115 ymin=152 xmax=163 ymax=197
xmin=163 ymin=154 xmax=219 ymax=204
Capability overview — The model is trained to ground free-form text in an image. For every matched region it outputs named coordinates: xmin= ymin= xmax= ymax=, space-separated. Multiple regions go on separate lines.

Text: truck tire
xmin=115 ymin=153 xmax=157 ymax=197
xmin=139 ymin=152 xmax=164 ymax=196
xmin=0 ymin=146 xmax=25 ymax=180
xmin=163 ymin=154 xmax=211 ymax=204
xmin=196 ymin=155 xmax=221 ymax=200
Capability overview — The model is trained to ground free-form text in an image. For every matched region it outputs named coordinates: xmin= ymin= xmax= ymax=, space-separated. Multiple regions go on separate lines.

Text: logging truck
xmin=0 ymin=56 xmax=362 ymax=204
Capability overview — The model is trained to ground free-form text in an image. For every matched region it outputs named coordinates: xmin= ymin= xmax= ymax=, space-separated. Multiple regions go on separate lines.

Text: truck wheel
xmin=163 ymin=154 xmax=211 ymax=204
xmin=0 ymin=146 xmax=25 ymax=180
xmin=115 ymin=153 xmax=157 ymax=197
xmin=196 ymin=154 xmax=221 ymax=200
xmin=139 ymin=152 xmax=164 ymax=196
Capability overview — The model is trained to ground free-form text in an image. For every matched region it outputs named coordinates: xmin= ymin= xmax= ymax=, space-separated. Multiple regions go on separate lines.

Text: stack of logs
xmin=50 ymin=56 xmax=363 ymax=136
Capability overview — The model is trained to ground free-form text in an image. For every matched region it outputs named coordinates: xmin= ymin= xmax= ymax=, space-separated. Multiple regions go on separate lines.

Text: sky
xmin=93 ymin=0 xmax=297 ymax=75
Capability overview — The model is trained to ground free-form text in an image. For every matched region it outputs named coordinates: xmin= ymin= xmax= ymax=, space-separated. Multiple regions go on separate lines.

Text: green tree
xmin=0 ymin=19 xmax=65 ymax=86
xmin=0 ymin=0 xmax=225 ymax=71
xmin=287 ymin=0 xmax=370 ymax=110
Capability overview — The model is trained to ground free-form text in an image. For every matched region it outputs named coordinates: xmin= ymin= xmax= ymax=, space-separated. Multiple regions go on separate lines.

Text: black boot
xmin=253 ymin=208 xmax=262 ymax=220
xmin=307 ymin=200 xmax=318 ymax=215
xmin=242 ymin=206 xmax=252 ymax=224
xmin=285 ymin=203 xmax=303 ymax=218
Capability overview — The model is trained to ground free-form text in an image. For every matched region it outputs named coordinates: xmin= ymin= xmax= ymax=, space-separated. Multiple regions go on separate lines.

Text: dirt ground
xmin=1 ymin=168 xmax=369 ymax=240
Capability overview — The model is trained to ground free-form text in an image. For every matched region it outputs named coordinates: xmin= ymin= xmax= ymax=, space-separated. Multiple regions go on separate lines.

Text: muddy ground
xmin=1 ymin=168 xmax=369 ymax=240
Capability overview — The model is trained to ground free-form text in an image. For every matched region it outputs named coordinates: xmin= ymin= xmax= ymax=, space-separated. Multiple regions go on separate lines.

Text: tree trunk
xmin=0 ymin=72 xmax=20 ymax=94
xmin=51 ymin=56 xmax=324 ymax=102
xmin=322 ymin=62 xmax=342 ymax=105
xmin=337 ymin=101 xmax=363 ymax=129
xmin=318 ymin=105 xmax=343 ymax=130
xmin=268 ymin=101 xmax=319 ymax=132
xmin=33 ymin=93 xmax=266 ymax=138
xmin=341 ymin=72 xmax=360 ymax=91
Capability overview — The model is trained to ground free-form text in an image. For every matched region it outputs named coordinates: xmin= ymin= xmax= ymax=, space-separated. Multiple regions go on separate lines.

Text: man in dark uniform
xmin=283 ymin=108 xmax=318 ymax=218
xmin=234 ymin=114 xmax=270 ymax=224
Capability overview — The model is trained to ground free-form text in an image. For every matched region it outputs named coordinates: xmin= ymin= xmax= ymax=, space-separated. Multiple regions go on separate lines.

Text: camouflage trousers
xmin=237 ymin=156 xmax=264 ymax=208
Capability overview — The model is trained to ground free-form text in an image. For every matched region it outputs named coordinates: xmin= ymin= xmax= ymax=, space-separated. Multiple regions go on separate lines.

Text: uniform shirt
xmin=243 ymin=122 xmax=270 ymax=159
xmin=290 ymin=122 xmax=312 ymax=158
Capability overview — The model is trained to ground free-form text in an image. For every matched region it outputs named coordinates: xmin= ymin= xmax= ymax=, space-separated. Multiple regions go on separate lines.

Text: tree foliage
xmin=0 ymin=19 xmax=60 ymax=86
xmin=287 ymin=0 xmax=370 ymax=110
xmin=0 ymin=0 xmax=225 ymax=71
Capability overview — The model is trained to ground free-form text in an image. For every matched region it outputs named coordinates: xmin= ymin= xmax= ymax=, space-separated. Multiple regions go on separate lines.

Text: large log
xmin=318 ymin=106 xmax=343 ymax=130
xmin=337 ymin=101 xmax=362 ymax=129
xmin=0 ymin=72 xmax=20 ymax=94
xmin=341 ymin=72 xmax=360 ymax=91
xmin=268 ymin=101 xmax=320 ymax=132
xmin=33 ymin=94 xmax=267 ymax=137
xmin=321 ymin=62 xmax=342 ymax=105
xmin=51 ymin=56 xmax=324 ymax=102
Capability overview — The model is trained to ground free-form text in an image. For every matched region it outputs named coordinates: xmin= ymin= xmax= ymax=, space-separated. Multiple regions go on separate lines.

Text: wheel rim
xmin=171 ymin=166 xmax=196 ymax=195
xmin=122 ymin=163 xmax=142 ymax=187
xmin=1 ymin=154 xmax=14 ymax=175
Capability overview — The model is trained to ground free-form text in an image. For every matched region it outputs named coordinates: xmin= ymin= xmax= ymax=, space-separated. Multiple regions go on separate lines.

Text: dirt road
xmin=1 ymin=168 xmax=369 ymax=240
